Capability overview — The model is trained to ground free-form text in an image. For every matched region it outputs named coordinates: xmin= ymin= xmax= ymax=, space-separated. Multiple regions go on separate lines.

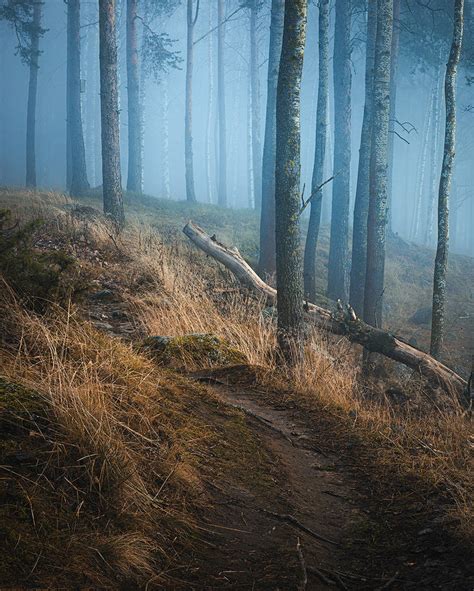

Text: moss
xmin=0 ymin=209 xmax=78 ymax=312
xmin=142 ymin=333 xmax=247 ymax=371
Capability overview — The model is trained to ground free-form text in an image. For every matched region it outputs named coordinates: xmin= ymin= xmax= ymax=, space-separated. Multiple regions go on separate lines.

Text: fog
xmin=0 ymin=0 xmax=472 ymax=255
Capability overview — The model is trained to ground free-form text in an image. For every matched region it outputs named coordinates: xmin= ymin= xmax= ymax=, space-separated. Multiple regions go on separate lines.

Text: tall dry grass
xmin=0 ymin=288 xmax=207 ymax=587
xmin=118 ymin=225 xmax=472 ymax=540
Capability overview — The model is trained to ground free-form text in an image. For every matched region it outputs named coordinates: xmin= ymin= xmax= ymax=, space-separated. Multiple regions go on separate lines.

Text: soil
xmin=186 ymin=379 xmax=360 ymax=590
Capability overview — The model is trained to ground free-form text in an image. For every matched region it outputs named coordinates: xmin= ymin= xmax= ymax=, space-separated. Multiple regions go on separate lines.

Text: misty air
xmin=0 ymin=0 xmax=472 ymax=588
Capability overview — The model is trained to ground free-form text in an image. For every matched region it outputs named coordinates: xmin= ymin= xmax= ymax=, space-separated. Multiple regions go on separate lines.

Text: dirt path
xmin=189 ymin=378 xmax=363 ymax=590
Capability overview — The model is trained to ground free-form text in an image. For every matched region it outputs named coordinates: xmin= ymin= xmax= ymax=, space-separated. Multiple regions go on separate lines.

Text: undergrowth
xmin=0 ymin=188 xmax=472 ymax=586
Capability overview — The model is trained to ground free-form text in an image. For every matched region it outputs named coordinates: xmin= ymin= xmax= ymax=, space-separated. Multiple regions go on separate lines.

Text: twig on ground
xmin=296 ymin=538 xmax=307 ymax=591
xmin=376 ymin=571 xmax=399 ymax=590
xmin=259 ymin=509 xmax=339 ymax=546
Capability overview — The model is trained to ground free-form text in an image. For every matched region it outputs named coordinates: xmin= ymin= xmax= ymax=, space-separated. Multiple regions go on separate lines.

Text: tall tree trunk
xmin=386 ymin=0 xmax=400 ymax=232
xmin=411 ymin=86 xmax=434 ymax=242
xmin=67 ymin=0 xmax=90 ymax=197
xmin=249 ymin=0 xmax=262 ymax=210
xmin=431 ymin=0 xmax=464 ymax=358
xmin=258 ymin=0 xmax=284 ymax=278
xmin=161 ymin=77 xmax=170 ymax=199
xmin=302 ymin=0 xmax=330 ymax=303
xmin=425 ymin=69 xmax=442 ymax=246
xmin=349 ymin=0 xmax=377 ymax=316
xmin=247 ymin=69 xmax=255 ymax=208
xmin=185 ymin=0 xmax=198 ymax=202
xmin=327 ymin=0 xmax=352 ymax=302
xmin=26 ymin=0 xmax=41 ymax=188
xmin=126 ymin=0 xmax=142 ymax=193
xmin=99 ymin=0 xmax=125 ymax=226
xmin=205 ymin=2 xmax=215 ymax=203
xmin=275 ymin=0 xmax=307 ymax=363
xmin=217 ymin=0 xmax=227 ymax=207
xmin=363 ymin=0 xmax=393 ymax=329
xmin=85 ymin=6 xmax=99 ymax=187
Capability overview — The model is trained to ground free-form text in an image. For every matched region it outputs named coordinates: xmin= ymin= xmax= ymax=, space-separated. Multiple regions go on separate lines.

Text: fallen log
xmin=183 ymin=221 xmax=468 ymax=402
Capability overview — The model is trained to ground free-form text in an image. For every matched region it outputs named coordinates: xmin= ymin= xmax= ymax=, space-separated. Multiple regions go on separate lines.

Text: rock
xmin=112 ymin=309 xmax=128 ymax=320
xmin=93 ymin=321 xmax=114 ymax=332
xmin=141 ymin=333 xmax=247 ymax=370
xmin=409 ymin=306 xmax=432 ymax=325
xmin=89 ymin=289 xmax=114 ymax=302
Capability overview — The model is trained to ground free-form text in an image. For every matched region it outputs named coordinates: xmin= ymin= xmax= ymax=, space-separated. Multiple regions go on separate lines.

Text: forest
xmin=0 ymin=0 xmax=473 ymax=589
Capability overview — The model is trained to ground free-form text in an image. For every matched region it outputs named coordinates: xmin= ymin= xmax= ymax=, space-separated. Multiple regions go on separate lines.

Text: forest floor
xmin=0 ymin=188 xmax=472 ymax=589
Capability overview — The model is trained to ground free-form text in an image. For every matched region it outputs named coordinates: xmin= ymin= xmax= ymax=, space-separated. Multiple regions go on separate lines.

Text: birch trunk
xmin=349 ymin=0 xmax=377 ymax=316
xmin=327 ymin=0 xmax=352 ymax=302
xmin=258 ymin=0 xmax=284 ymax=277
xmin=303 ymin=0 xmax=330 ymax=303
xmin=126 ymin=0 xmax=142 ymax=193
xmin=26 ymin=0 xmax=41 ymax=188
xmin=363 ymin=0 xmax=393 ymax=329
xmin=425 ymin=69 xmax=442 ymax=246
xmin=217 ymin=0 xmax=227 ymax=207
xmin=185 ymin=0 xmax=198 ymax=202
xmin=205 ymin=3 xmax=214 ymax=204
xmin=250 ymin=0 xmax=262 ymax=210
xmin=386 ymin=0 xmax=400 ymax=232
xmin=431 ymin=0 xmax=464 ymax=358
xmin=67 ymin=0 xmax=89 ymax=197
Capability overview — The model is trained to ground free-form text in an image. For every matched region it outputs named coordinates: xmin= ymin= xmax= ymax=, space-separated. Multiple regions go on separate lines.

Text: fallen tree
xmin=183 ymin=221 xmax=468 ymax=403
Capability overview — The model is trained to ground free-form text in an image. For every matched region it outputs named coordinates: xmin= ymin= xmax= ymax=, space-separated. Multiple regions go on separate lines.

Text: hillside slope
xmin=0 ymin=188 xmax=472 ymax=589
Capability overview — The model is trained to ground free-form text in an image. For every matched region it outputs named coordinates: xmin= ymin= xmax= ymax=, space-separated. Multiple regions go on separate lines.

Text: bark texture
xmin=274 ymin=0 xmax=307 ymax=362
xmin=303 ymin=0 xmax=330 ymax=303
xmin=26 ymin=0 xmax=41 ymax=188
xmin=431 ymin=0 xmax=464 ymax=358
xmin=363 ymin=0 xmax=393 ymax=328
xmin=386 ymin=0 xmax=400 ymax=231
xmin=327 ymin=0 xmax=352 ymax=302
xmin=217 ymin=0 xmax=227 ymax=207
xmin=349 ymin=0 xmax=377 ymax=316
xmin=258 ymin=0 xmax=284 ymax=277
xmin=126 ymin=0 xmax=142 ymax=193
xmin=67 ymin=0 xmax=90 ymax=197
xmin=185 ymin=0 xmax=198 ymax=202
xmin=250 ymin=0 xmax=262 ymax=210
xmin=183 ymin=221 xmax=467 ymax=400
xmin=99 ymin=0 xmax=125 ymax=227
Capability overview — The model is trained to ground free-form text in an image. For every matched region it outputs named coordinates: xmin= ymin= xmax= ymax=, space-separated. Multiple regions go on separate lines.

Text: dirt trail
xmin=189 ymin=378 xmax=362 ymax=590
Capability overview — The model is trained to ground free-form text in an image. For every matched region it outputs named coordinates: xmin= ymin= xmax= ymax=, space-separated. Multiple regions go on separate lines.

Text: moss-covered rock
xmin=142 ymin=333 xmax=247 ymax=371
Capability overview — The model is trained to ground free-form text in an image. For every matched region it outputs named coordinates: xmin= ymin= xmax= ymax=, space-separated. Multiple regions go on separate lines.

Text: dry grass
xmin=0 ymin=288 xmax=214 ymax=587
xmin=0 ymin=187 xmax=472 ymax=585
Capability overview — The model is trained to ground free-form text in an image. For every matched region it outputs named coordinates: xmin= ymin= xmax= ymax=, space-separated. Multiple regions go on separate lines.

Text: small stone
xmin=89 ymin=289 xmax=114 ymax=301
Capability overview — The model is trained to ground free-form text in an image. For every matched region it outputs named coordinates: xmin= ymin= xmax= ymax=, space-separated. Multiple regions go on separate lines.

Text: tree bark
xmin=302 ymin=0 xmax=329 ymax=304
xmin=386 ymin=0 xmax=400 ymax=232
xmin=99 ymin=0 xmax=125 ymax=227
xmin=26 ymin=0 xmax=41 ymax=188
xmin=205 ymin=2 xmax=215 ymax=204
xmin=183 ymin=221 xmax=467 ymax=400
xmin=67 ymin=0 xmax=90 ymax=197
xmin=424 ymin=68 xmax=442 ymax=247
xmin=274 ymin=0 xmax=307 ymax=363
xmin=327 ymin=0 xmax=352 ymax=302
xmin=126 ymin=0 xmax=142 ymax=193
xmin=258 ymin=0 xmax=284 ymax=278
xmin=363 ymin=0 xmax=393 ymax=329
xmin=217 ymin=0 xmax=227 ymax=207
xmin=431 ymin=0 xmax=464 ymax=358
xmin=185 ymin=0 xmax=198 ymax=202
xmin=249 ymin=0 xmax=262 ymax=211
xmin=349 ymin=0 xmax=377 ymax=317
